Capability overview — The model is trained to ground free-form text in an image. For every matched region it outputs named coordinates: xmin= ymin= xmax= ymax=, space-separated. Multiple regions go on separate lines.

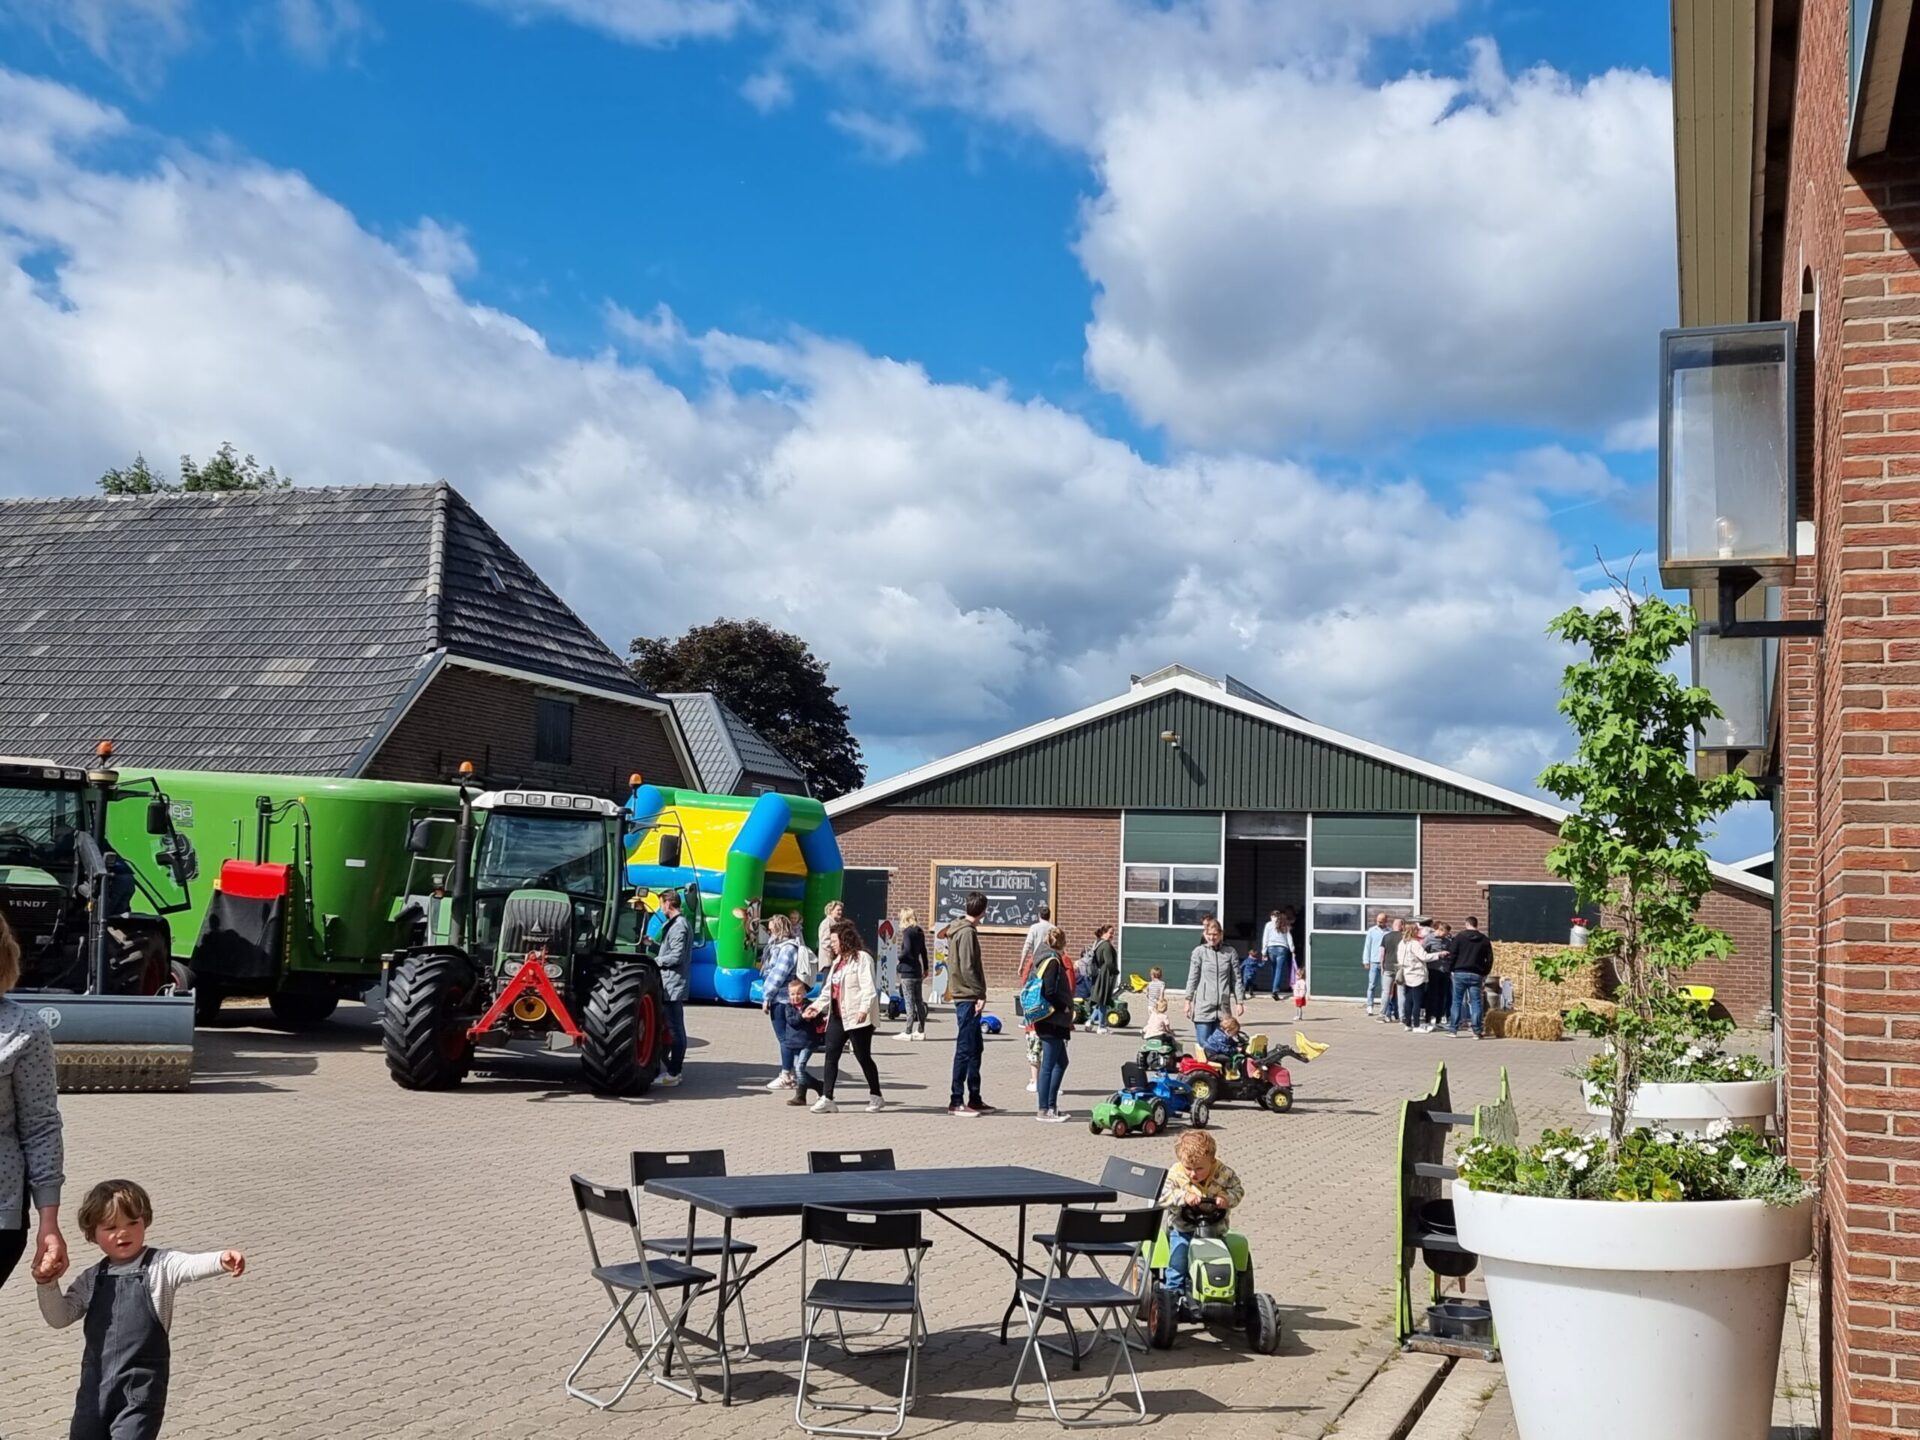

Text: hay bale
xmin=1493 ymin=941 xmax=1607 ymax=1014
xmin=1566 ymin=999 xmax=1618 ymax=1023
xmin=1484 ymin=1008 xmax=1514 ymax=1038
xmin=1501 ymin=1011 xmax=1565 ymax=1042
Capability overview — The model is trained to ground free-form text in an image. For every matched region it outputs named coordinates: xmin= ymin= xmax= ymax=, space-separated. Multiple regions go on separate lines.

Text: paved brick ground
xmin=0 ymin=998 xmax=1592 ymax=1439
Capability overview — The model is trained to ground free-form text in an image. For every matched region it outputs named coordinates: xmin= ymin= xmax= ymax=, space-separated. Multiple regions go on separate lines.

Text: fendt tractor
xmin=0 ymin=746 xmax=200 ymax=1090
xmin=380 ymin=767 xmax=675 ymax=1097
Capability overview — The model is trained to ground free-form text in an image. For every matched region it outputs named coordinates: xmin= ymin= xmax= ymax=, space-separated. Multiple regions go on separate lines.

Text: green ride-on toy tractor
xmin=1143 ymin=1201 xmax=1281 ymax=1354
xmin=380 ymin=767 xmax=674 ymax=1097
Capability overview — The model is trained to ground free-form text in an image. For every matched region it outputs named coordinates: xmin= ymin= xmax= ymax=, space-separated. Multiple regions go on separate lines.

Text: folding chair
xmin=630 ymin=1150 xmax=758 ymax=1357
xmin=805 ymin=1150 xmax=933 ymax=1352
xmin=796 ymin=1206 xmax=926 ymax=1439
xmin=565 ymin=1175 xmax=715 ymax=1409
xmin=1031 ymin=1157 xmax=1167 ymax=1359
xmin=1009 ymin=1206 xmax=1162 ymax=1428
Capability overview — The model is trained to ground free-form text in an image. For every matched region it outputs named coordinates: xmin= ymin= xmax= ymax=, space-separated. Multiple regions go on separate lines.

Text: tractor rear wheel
xmin=1147 ymin=1286 xmax=1180 ymax=1350
xmin=383 ymin=952 xmax=476 ymax=1090
xmin=267 ymin=991 xmax=339 ymax=1029
xmin=1149 ymin=1099 xmax=1169 ymax=1132
xmin=582 ymin=960 xmax=668 ymax=1097
xmin=1190 ymin=1100 xmax=1211 ymax=1129
xmin=1187 ymin=1073 xmax=1218 ymax=1105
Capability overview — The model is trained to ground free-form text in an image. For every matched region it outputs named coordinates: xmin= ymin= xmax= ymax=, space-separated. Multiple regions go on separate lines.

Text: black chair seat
xmin=1016 ymin=1274 xmax=1138 ymax=1310
xmin=1032 ymin=1233 xmax=1139 ymax=1258
xmin=643 ymin=1235 xmax=760 ymax=1259
xmin=592 ymin=1257 xmax=712 ymax=1292
xmin=805 ymin=1277 xmax=919 ymax=1315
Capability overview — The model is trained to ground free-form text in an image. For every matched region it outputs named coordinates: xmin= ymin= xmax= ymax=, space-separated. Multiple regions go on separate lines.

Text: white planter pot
xmin=1453 ymin=1186 xmax=1812 ymax=1440
xmin=1583 ymin=1078 xmax=1776 ymax=1134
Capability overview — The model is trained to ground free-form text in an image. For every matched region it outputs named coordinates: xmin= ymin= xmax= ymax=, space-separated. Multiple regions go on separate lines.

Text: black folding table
xmin=642 ymin=1164 xmax=1116 ymax=1404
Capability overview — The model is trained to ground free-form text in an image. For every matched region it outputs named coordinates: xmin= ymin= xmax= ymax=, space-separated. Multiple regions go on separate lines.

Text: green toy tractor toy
xmin=1144 ymin=1201 xmax=1281 ymax=1354
xmin=381 ymin=768 xmax=673 ymax=1097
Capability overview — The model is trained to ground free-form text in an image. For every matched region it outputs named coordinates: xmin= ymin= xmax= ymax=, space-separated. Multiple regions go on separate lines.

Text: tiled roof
xmin=0 ymin=483 xmax=651 ymax=774
xmin=663 ymin=693 xmax=808 ymax=795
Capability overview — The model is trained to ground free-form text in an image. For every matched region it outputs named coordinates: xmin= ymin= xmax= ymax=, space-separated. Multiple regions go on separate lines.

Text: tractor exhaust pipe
xmin=448 ymin=762 xmax=477 ymax=951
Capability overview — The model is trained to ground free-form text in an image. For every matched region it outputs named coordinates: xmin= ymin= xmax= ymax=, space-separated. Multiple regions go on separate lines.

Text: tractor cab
xmin=464 ymin=789 xmax=627 ymax=967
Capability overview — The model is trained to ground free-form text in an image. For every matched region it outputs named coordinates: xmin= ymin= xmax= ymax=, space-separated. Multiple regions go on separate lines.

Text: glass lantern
xmin=1659 ymin=322 xmax=1796 ymax=588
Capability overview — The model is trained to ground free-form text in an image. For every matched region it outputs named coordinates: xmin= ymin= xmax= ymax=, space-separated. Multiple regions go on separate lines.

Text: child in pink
xmin=1291 ymin=961 xmax=1309 ymax=1020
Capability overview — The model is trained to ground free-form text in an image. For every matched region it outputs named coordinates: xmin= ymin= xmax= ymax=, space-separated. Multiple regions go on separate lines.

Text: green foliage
xmin=1457 ymin=1126 xmax=1809 ymax=1207
xmin=98 ymin=443 xmax=290 ymax=494
xmin=629 ymin=618 xmax=865 ymax=800
xmin=1528 ymin=589 xmax=1755 ymax=1152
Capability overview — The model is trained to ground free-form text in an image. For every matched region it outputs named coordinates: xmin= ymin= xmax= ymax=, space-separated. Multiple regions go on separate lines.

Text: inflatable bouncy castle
xmin=624 ymin=785 xmax=843 ymax=1004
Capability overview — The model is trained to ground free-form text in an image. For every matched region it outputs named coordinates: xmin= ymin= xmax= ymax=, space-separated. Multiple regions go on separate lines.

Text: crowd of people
xmin=1360 ymin=911 xmax=1495 ymax=1037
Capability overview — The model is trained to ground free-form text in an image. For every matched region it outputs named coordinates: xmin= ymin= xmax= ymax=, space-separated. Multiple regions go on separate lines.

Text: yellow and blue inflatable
xmin=625 ymin=784 xmax=843 ymax=1005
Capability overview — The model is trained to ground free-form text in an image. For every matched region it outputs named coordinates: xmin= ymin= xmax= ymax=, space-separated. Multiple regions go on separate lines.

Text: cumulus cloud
xmin=0 ymin=65 xmax=1603 ymax=797
xmin=827 ymin=107 xmax=923 ymax=161
xmin=1077 ymin=48 xmax=1676 ymax=446
xmin=466 ymin=0 xmax=745 ymax=43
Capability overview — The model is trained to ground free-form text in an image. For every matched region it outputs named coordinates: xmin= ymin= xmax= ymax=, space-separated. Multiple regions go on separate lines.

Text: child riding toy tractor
xmin=1089 ymin=1061 xmax=1210 ymax=1137
xmin=1144 ymin=1198 xmax=1281 ymax=1354
xmin=1177 ymin=1031 xmax=1327 ymax=1112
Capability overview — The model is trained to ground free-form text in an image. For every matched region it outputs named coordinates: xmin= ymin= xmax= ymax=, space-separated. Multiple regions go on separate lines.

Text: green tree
xmin=98 ymin=442 xmax=290 ymax=494
xmin=629 ymin=618 xmax=865 ymax=800
xmin=1533 ymin=587 xmax=1756 ymax=1153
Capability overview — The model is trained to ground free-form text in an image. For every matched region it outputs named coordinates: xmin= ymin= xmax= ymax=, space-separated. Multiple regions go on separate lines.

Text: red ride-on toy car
xmin=1176 ymin=1032 xmax=1327 ymax=1113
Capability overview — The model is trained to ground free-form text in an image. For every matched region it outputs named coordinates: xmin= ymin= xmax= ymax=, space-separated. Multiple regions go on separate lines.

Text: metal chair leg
xmin=1010 ymin=1292 xmax=1147 ymax=1429
xmin=796 ymin=1299 xmax=919 ymax=1439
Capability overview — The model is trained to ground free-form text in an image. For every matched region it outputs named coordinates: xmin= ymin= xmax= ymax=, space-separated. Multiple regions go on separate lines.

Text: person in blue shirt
xmin=1361 ymin=913 xmax=1395 ymax=1020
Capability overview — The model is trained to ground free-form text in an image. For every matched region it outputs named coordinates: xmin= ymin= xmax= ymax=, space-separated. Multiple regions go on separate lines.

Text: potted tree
xmin=1451 ymin=591 xmax=1813 ymax=1440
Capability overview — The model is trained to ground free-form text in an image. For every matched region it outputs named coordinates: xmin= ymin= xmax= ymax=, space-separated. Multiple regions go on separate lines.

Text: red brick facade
xmin=1773 ymin=8 xmax=1920 ymax=1433
xmin=1421 ymin=816 xmax=1774 ymax=1025
xmin=833 ymin=807 xmax=1121 ymax=992
xmin=365 ymin=664 xmax=687 ymax=798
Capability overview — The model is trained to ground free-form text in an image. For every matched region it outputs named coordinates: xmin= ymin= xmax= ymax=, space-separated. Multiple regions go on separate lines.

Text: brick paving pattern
xmin=0 ymin=999 xmax=1593 ymax=1439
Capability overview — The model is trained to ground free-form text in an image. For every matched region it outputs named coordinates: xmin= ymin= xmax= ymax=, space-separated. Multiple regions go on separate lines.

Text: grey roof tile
xmin=663 ymin=692 xmax=807 ymax=796
xmin=0 ymin=483 xmax=650 ymax=774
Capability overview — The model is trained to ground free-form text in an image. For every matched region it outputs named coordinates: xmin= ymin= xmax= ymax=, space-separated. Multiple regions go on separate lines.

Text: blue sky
xmin=0 ymin=0 xmax=1767 ymax=858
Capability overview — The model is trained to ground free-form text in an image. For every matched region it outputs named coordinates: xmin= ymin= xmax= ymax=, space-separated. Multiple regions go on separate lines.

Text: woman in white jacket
xmin=808 ymin=920 xmax=886 ymax=1113
xmin=1395 ymin=922 xmax=1432 ymax=1033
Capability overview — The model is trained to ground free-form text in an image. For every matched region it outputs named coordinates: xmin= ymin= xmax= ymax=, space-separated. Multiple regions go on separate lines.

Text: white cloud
xmin=740 ymin=66 xmax=793 ymax=112
xmin=827 ymin=106 xmax=923 ymax=162
xmin=0 ymin=0 xmax=192 ymax=82
xmin=1077 ymin=48 xmax=1676 ymax=446
xmin=271 ymin=0 xmax=371 ymax=64
xmin=467 ymin=0 xmax=745 ymax=43
xmin=0 ymin=66 xmax=1599 ymax=796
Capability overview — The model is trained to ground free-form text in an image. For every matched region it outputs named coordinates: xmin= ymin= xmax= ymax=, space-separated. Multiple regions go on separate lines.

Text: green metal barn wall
xmin=876 ymin=692 xmax=1512 ymax=813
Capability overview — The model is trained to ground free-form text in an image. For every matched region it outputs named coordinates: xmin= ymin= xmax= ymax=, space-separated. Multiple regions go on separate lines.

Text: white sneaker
xmin=1042 ymin=1110 xmax=1070 ymax=1123
xmin=866 ymin=1096 xmax=886 ymax=1113
xmin=766 ymin=1074 xmax=793 ymax=1090
xmin=657 ymin=1072 xmax=682 ymax=1088
xmin=1025 ymin=1080 xmax=1038 ymax=1093
xmin=810 ymin=1096 xmax=838 ymax=1113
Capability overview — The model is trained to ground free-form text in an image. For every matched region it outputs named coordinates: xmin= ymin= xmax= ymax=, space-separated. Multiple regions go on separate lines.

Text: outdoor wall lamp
xmin=1159 ymin=729 xmax=1181 ymax=750
xmin=1659 ymin=321 xmax=1823 ymax=640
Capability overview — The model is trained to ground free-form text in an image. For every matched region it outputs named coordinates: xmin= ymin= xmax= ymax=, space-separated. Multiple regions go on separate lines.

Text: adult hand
xmin=33 ymin=1224 xmax=67 ymax=1284
xmin=221 ymin=1251 xmax=247 ymax=1277
xmin=853 ymin=1011 xmax=868 ymax=1026
xmin=1234 ymin=1002 xmax=1246 ymax=1019
xmin=1184 ymin=1002 xmax=1194 ymax=1019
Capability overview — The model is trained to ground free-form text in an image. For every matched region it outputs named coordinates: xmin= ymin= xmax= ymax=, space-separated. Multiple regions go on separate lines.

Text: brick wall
xmin=833 ymin=807 xmax=1121 ymax=992
xmin=366 ymin=665 xmax=687 ymax=798
xmin=1420 ymin=815 xmax=1775 ymax=1025
xmin=1775 ymin=6 xmax=1920 ymax=1435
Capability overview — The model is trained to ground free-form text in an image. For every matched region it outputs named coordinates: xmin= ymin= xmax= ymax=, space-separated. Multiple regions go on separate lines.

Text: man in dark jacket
xmin=943 ymin=892 xmax=995 ymax=1116
xmin=1448 ymin=918 xmax=1493 ymax=1039
xmin=653 ymin=890 xmax=692 ymax=1083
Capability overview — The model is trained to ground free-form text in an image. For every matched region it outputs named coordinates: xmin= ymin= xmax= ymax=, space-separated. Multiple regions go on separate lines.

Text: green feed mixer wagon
xmin=0 ymin=747 xmax=200 ymax=1091
xmin=113 ymin=769 xmax=461 ymax=1028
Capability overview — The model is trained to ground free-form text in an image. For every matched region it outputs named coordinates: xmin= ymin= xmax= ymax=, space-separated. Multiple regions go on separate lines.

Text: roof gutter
xmin=348 ymin=648 xmax=448 ymax=778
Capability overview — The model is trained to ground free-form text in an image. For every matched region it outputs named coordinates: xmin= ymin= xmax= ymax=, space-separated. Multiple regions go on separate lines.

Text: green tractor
xmin=0 ymin=747 xmax=200 ymax=1091
xmin=380 ymin=770 xmax=673 ymax=1097
xmin=1143 ymin=1201 xmax=1282 ymax=1355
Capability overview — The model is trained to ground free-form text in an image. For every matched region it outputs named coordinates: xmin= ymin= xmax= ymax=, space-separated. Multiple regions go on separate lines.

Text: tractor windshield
xmin=0 ymin=785 xmax=86 ymax=876
xmin=473 ymin=813 xmax=609 ymax=902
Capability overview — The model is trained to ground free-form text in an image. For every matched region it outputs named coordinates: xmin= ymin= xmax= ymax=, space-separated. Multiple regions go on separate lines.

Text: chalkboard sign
xmin=1487 ymin=884 xmax=1601 ymax=944
xmin=931 ymin=860 xmax=1056 ymax=933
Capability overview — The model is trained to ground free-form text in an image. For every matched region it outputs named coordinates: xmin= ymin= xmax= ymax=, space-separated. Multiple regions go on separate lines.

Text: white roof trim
xmin=827 ymin=671 xmax=1773 ymax=899
xmin=1729 ymin=850 xmax=1774 ymax=873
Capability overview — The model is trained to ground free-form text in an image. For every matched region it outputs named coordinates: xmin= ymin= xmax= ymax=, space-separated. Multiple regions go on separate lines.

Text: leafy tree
xmin=98 ymin=442 xmax=290 ymax=494
xmin=1532 ymin=586 xmax=1756 ymax=1154
xmin=630 ymin=618 xmax=865 ymax=800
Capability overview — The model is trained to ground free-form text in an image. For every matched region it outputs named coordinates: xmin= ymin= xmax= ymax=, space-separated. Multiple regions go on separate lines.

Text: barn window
xmin=535 ymin=697 xmax=574 ymax=765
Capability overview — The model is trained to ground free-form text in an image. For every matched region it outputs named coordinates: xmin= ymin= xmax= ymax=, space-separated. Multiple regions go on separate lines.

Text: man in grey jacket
xmin=943 ymin=892 xmax=996 ymax=1117
xmin=1183 ymin=917 xmax=1245 ymax=1051
xmin=654 ymin=890 xmax=691 ymax=1086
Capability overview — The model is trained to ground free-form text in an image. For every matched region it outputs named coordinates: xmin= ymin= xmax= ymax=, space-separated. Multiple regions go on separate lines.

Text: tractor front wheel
xmin=1265 ymin=1085 xmax=1294 ymax=1113
xmin=1190 ymin=1099 xmax=1211 ymax=1129
xmin=1149 ymin=1099 xmax=1169 ymax=1132
xmin=582 ymin=961 xmax=668 ymax=1097
xmin=1247 ymin=1292 xmax=1282 ymax=1354
xmin=267 ymin=991 xmax=339 ymax=1029
xmin=1111 ymin=1116 xmax=1131 ymax=1139
xmin=383 ymin=952 xmax=476 ymax=1090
